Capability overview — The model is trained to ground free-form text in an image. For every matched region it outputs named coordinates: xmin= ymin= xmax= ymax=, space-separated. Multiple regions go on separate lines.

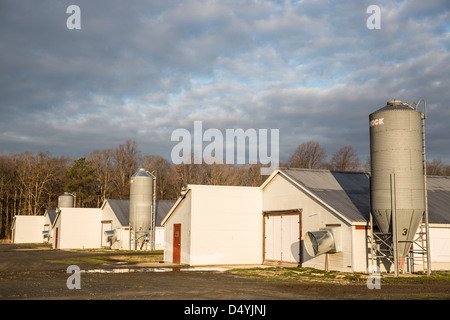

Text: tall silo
xmin=129 ymin=168 xmax=155 ymax=249
xmin=369 ymin=100 xmax=426 ymax=264
xmin=58 ymin=192 xmax=75 ymax=210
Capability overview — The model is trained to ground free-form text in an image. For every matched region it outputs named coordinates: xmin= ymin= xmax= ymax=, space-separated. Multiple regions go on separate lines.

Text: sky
xmin=1 ymin=0 xmax=449 ymax=166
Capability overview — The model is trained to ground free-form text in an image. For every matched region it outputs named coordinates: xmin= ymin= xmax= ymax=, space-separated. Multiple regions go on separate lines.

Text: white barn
xmin=161 ymin=168 xmax=450 ymax=272
xmin=11 ymin=215 xmax=45 ymax=244
xmin=51 ymin=208 xmax=102 ymax=249
xmin=162 ymin=185 xmax=262 ymax=265
xmin=262 ymin=169 xmax=370 ymax=272
xmin=264 ymin=169 xmax=450 ymax=272
xmin=101 ymin=199 xmax=131 ymax=249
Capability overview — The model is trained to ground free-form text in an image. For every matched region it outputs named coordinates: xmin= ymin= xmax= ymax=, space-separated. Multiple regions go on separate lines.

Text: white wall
xmin=154 ymin=227 xmax=165 ymax=250
xmin=262 ymin=174 xmax=354 ymax=272
xmin=53 ymin=208 xmax=102 ymax=249
xmin=189 ymin=185 xmax=262 ymax=265
xmin=101 ymin=201 xmax=123 ymax=230
xmin=12 ymin=216 xmax=45 ymax=244
xmin=109 ymin=227 xmax=131 ymax=250
xmin=164 ymin=192 xmax=192 ymax=264
xmin=429 ymin=226 xmax=450 ymax=269
xmin=409 ymin=225 xmax=450 ymax=271
xmin=352 ymin=227 xmax=370 ymax=272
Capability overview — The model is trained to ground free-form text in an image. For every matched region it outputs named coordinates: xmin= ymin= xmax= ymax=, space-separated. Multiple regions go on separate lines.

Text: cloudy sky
xmin=1 ymin=0 xmax=449 ymax=166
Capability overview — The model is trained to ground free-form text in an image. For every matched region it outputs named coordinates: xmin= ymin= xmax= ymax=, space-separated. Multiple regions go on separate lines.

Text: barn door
xmin=173 ymin=224 xmax=181 ymax=264
xmin=264 ymin=211 xmax=301 ymax=266
xmin=264 ymin=215 xmax=281 ymax=261
xmin=55 ymin=227 xmax=59 ymax=249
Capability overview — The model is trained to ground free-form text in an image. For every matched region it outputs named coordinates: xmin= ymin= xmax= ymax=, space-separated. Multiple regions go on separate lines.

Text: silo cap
xmin=387 ymin=99 xmax=403 ymax=106
xmin=132 ymin=168 xmax=154 ymax=177
xmin=372 ymin=100 xmax=415 ymax=113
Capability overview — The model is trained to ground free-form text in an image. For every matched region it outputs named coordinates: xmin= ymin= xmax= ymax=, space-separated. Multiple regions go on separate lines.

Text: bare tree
xmin=141 ymin=155 xmax=177 ymax=200
xmin=0 ymin=156 xmax=14 ymax=238
xmin=427 ymin=159 xmax=447 ymax=176
xmin=330 ymin=146 xmax=361 ymax=171
xmin=288 ymin=141 xmax=327 ymax=169
xmin=363 ymin=156 xmax=371 ymax=173
xmin=88 ymin=148 xmax=115 ymax=206
xmin=112 ymin=140 xmax=140 ymax=199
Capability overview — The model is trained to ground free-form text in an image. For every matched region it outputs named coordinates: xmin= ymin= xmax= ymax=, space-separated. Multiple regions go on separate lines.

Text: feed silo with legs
xmin=369 ymin=100 xmax=426 ymax=266
xmin=129 ymin=168 xmax=155 ymax=249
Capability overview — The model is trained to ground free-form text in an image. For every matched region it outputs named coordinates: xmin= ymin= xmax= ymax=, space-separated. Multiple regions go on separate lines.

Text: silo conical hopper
xmin=369 ymin=100 xmax=426 ymax=262
xmin=129 ymin=168 xmax=154 ymax=248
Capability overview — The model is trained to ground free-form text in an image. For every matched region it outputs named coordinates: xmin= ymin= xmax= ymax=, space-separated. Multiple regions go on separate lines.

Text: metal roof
xmin=280 ymin=169 xmax=370 ymax=223
xmin=371 ymin=100 xmax=418 ymax=114
xmin=154 ymin=200 xmax=177 ymax=227
xmin=131 ymin=168 xmax=155 ymax=178
xmin=44 ymin=209 xmax=58 ymax=225
xmin=427 ymin=176 xmax=450 ymax=224
xmin=278 ymin=168 xmax=450 ymax=225
xmin=106 ymin=199 xmax=176 ymax=227
xmin=107 ymin=199 xmax=130 ymax=226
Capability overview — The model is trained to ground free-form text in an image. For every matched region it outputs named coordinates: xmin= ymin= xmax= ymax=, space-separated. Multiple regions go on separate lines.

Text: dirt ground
xmin=1 ymin=243 xmax=449 ymax=302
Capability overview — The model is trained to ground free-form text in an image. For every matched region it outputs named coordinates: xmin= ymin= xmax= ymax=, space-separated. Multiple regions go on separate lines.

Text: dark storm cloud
xmin=0 ymin=0 xmax=449 ymax=164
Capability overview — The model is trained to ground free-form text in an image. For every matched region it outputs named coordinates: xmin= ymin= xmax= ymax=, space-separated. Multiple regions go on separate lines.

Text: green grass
xmin=381 ymin=271 xmax=450 ymax=283
xmin=7 ymin=242 xmax=52 ymax=248
xmin=228 ymin=267 xmax=450 ymax=285
xmin=229 ymin=267 xmax=341 ymax=283
xmin=45 ymin=249 xmax=165 ymax=265
xmin=73 ymin=248 xmax=164 ymax=254
xmin=46 ymin=256 xmax=117 ymax=265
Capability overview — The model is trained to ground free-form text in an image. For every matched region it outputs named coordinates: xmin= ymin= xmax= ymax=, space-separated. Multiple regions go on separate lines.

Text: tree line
xmin=1 ymin=139 xmax=449 ymax=239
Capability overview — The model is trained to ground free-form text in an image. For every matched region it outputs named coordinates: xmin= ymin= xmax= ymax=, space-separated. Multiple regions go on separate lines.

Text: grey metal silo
xmin=129 ymin=168 xmax=155 ymax=249
xmin=369 ymin=100 xmax=426 ymax=262
xmin=58 ymin=192 xmax=75 ymax=210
